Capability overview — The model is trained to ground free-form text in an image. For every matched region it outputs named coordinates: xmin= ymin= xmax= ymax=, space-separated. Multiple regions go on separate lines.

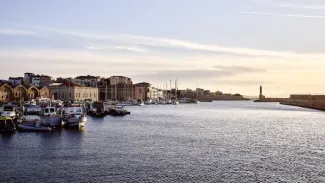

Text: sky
xmin=1 ymin=0 xmax=325 ymax=97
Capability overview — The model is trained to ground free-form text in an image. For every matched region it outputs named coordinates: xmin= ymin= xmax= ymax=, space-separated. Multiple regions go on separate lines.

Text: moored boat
xmin=1 ymin=104 xmax=18 ymax=119
xmin=63 ymin=107 xmax=87 ymax=128
xmin=0 ymin=116 xmax=16 ymax=133
xmin=40 ymin=107 xmax=62 ymax=127
xmin=17 ymin=121 xmax=52 ymax=132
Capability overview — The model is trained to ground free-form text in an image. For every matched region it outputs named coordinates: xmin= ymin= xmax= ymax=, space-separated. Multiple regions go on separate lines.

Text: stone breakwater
xmin=281 ymin=100 xmax=325 ymax=111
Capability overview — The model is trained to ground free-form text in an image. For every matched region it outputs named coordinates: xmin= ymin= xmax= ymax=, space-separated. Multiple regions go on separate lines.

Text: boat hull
xmin=66 ymin=117 xmax=87 ymax=128
xmin=41 ymin=115 xmax=62 ymax=127
xmin=17 ymin=124 xmax=52 ymax=132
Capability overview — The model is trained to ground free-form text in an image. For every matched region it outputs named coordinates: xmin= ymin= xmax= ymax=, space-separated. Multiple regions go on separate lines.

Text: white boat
xmin=1 ymin=104 xmax=17 ymax=119
xmin=172 ymin=100 xmax=179 ymax=105
xmin=138 ymin=101 xmax=144 ymax=106
xmin=63 ymin=107 xmax=87 ymax=128
xmin=144 ymin=99 xmax=152 ymax=105
xmin=166 ymin=99 xmax=172 ymax=104
xmin=40 ymin=107 xmax=62 ymax=127
xmin=21 ymin=104 xmax=42 ymax=124
xmin=17 ymin=121 xmax=52 ymax=132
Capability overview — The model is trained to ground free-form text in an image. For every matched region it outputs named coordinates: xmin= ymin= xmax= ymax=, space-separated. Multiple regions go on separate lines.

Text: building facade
xmin=109 ymin=76 xmax=132 ymax=85
xmin=50 ymin=83 xmax=98 ymax=101
xmin=31 ymin=76 xmax=41 ymax=87
xmin=74 ymin=75 xmax=100 ymax=87
xmin=0 ymin=82 xmax=51 ymax=102
xmin=40 ymin=75 xmax=54 ymax=86
xmin=8 ymin=77 xmax=23 ymax=85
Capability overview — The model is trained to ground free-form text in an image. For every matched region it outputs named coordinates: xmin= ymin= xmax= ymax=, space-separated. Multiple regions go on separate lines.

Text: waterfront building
xmin=109 ymin=76 xmax=132 ymax=85
xmin=196 ymin=88 xmax=205 ymax=96
xmin=56 ymin=77 xmax=66 ymax=83
xmin=31 ymin=75 xmax=41 ymax=87
xmin=49 ymin=82 xmax=98 ymax=101
xmin=12 ymin=84 xmax=28 ymax=101
xmin=179 ymin=89 xmax=197 ymax=98
xmin=23 ymin=72 xmax=34 ymax=85
xmin=0 ymin=82 xmax=50 ymax=102
xmin=97 ymin=77 xmax=133 ymax=101
xmin=8 ymin=77 xmax=23 ymax=85
xmin=40 ymin=75 xmax=54 ymax=86
xmin=0 ymin=83 xmax=13 ymax=102
xmin=133 ymin=82 xmax=150 ymax=101
xmin=74 ymin=75 xmax=100 ymax=87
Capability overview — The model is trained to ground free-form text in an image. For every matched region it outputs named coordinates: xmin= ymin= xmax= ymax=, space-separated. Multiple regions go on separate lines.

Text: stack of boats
xmin=0 ymin=99 xmax=88 ymax=132
xmin=87 ymin=101 xmax=131 ymax=117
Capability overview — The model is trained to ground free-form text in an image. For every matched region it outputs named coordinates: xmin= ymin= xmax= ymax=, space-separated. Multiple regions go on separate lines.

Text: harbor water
xmin=1 ymin=101 xmax=325 ymax=182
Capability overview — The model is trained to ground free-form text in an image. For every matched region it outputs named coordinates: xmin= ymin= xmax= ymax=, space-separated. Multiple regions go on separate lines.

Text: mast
xmin=175 ymin=79 xmax=177 ymax=99
xmin=105 ymin=79 xmax=107 ymax=101
xmin=115 ymin=81 xmax=117 ymax=100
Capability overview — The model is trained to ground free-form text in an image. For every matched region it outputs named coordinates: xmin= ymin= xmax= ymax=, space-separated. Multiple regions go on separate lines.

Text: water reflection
xmin=0 ymin=132 xmax=16 ymax=145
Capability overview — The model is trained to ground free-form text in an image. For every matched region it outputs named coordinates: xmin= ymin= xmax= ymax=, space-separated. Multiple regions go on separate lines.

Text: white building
xmin=31 ymin=76 xmax=41 ymax=87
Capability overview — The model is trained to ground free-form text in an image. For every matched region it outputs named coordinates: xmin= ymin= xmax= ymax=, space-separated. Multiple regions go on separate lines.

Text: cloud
xmin=52 ymin=29 xmax=325 ymax=60
xmin=241 ymin=11 xmax=325 ymax=19
xmin=0 ymin=28 xmax=35 ymax=35
xmin=85 ymin=45 xmax=147 ymax=53
xmin=214 ymin=66 xmax=266 ymax=73
xmin=14 ymin=24 xmax=325 ymax=59
xmin=275 ymin=3 xmax=325 ymax=10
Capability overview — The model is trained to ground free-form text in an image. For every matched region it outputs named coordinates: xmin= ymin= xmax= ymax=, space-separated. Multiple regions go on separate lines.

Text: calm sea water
xmin=1 ymin=101 xmax=325 ymax=182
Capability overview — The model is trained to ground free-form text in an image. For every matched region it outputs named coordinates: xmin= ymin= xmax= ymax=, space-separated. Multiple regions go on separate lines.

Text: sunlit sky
xmin=1 ymin=0 xmax=325 ymax=97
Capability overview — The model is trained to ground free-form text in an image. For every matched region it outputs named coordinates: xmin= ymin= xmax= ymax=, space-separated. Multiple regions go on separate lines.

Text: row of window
xmin=60 ymin=93 xmax=97 ymax=98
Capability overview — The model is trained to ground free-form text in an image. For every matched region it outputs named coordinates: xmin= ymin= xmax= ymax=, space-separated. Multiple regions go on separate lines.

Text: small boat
xmin=107 ymin=106 xmax=131 ymax=116
xmin=21 ymin=104 xmax=42 ymax=124
xmin=0 ymin=116 xmax=16 ymax=133
xmin=17 ymin=121 xmax=52 ymax=132
xmin=40 ymin=107 xmax=62 ymax=127
xmin=172 ymin=100 xmax=179 ymax=105
xmin=63 ymin=107 xmax=87 ymax=128
xmin=88 ymin=101 xmax=106 ymax=117
xmin=1 ymin=104 xmax=18 ymax=119
xmin=138 ymin=101 xmax=144 ymax=106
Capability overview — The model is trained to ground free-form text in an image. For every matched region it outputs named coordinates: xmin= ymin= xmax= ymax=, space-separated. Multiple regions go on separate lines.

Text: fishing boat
xmin=1 ymin=104 xmax=18 ymax=119
xmin=40 ymin=107 xmax=62 ymax=127
xmin=107 ymin=105 xmax=131 ymax=116
xmin=138 ymin=100 xmax=144 ymax=106
xmin=21 ymin=103 xmax=42 ymax=124
xmin=88 ymin=101 xmax=106 ymax=117
xmin=63 ymin=107 xmax=87 ymax=128
xmin=0 ymin=116 xmax=16 ymax=133
xmin=17 ymin=121 xmax=52 ymax=132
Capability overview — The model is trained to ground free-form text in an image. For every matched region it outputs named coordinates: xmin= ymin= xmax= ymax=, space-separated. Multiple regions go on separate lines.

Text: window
xmin=69 ymin=93 xmax=71 ymax=97
xmin=90 ymin=93 xmax=92 ymax=97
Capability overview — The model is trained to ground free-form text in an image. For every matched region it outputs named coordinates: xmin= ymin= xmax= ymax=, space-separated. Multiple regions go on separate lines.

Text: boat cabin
xmin=40 ymin=107 xmax=57 ymax=116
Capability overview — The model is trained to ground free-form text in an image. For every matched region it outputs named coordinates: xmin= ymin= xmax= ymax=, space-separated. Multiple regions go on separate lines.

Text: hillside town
xmin=0 ymin=72 xmax=248 ymax=103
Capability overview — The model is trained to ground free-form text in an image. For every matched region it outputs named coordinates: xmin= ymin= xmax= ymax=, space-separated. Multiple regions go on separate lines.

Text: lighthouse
xmin=259 ymin=85 xmax=265 ymax=100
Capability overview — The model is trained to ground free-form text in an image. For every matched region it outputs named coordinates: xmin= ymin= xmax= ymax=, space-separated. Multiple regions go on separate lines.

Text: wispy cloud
xmin=85 ymin=45 xmax=147 ymax=53
xmin=0 ymin=28 xmax=35 ymax=35
xmin=241 ymin=11 xmax=325 ymax=19
xmin=49 ymin=28 xmax=325 ymax=60
xmin=276 ymin=3 xmax=325 ymax=10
